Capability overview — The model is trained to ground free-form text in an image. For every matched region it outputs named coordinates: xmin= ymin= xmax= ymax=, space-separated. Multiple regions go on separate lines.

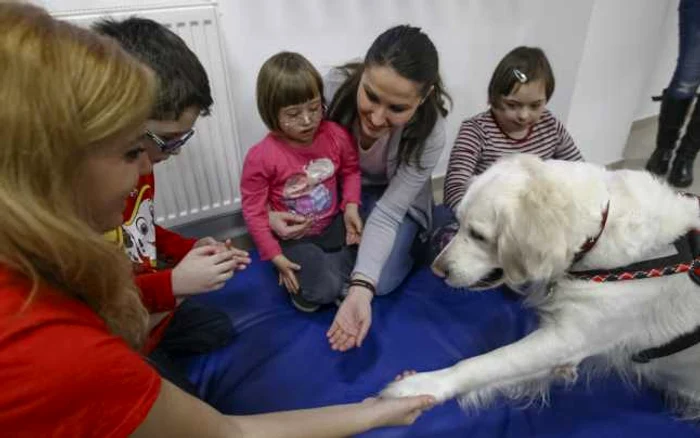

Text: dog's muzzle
xmin=469 ymin=268 xmax=505 ymax=290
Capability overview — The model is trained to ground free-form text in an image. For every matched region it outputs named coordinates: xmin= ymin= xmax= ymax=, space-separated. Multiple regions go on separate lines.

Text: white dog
xmin=382 ymin=154 xmax=700 ymax=418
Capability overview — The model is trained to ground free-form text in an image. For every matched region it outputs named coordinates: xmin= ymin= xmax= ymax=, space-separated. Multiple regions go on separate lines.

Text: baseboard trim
xmin=171 ymin=209 xmax=248 ymax=241
xmin=631 ymin=114 xmax=658 ymax=131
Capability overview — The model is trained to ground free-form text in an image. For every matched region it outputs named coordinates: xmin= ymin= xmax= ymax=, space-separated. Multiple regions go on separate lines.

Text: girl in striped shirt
xmin=431 ymin=46 xmax=583 ymax=259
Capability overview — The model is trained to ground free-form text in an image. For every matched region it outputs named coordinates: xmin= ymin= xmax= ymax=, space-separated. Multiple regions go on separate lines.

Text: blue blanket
xmin=185 ymin=254 xmax=700 ymax=437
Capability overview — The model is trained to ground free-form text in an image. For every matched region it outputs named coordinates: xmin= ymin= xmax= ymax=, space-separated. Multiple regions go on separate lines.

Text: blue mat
xmin=184 ymin=253 xmax=700 ymax=437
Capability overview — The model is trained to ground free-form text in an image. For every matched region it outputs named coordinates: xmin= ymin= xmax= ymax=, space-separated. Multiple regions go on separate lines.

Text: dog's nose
xmin=431 ymin=260 xmax=447 ymax=278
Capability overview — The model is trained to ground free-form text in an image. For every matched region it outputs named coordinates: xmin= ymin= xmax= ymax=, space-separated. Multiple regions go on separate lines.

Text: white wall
xmin=42 ymin=0 xmax=678 ymax=175
xmin=565 ymin=0 xmax=675 ymax=165
xmin=217 ymin=0 xmax=595 ymax=176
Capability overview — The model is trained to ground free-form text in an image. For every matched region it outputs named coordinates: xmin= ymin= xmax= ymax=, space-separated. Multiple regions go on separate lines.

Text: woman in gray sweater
xmin=271 ymin=25 xmax=450 ymax=352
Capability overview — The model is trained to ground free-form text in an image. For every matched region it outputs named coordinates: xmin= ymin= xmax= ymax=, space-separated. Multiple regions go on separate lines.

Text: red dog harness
xmin=570 ymin=230 xmax=700 ymax=284
xmin=566 ymin=198 xmax=700 ymax=363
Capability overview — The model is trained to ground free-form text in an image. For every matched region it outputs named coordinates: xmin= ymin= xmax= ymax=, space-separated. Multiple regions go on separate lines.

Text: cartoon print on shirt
xmin=282 ymin=158 xmax=336 ymax=217
xmin=122 ymin=185 xmax=156 ymax=268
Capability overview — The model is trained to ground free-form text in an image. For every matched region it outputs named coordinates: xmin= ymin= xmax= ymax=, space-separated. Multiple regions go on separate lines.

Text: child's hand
xmin=269 ymin=211 xmax=312 ymax=240
xmin=194 ymin=237 xmax=251 ymax=270
xmin=172 ymin=246 xmax=238 ymax=296
xmin=222 ymin=239 xmax=251 ymax=270
xmin=194 ymin=236 xmax=218 ymax=248
xmin=343 ymin=203 xmax=363 ymax=245
xmin=361 ymin=392 xmax=436 ymax=428
xmin=272 ymin=254 xmax=301 ymax=294
xmin=359 ymin=370 xmax=436 ymax=427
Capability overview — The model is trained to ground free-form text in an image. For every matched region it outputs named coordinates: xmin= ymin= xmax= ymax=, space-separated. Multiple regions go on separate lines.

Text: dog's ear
xmin=496 ymin=162 xmax=574 ymax=285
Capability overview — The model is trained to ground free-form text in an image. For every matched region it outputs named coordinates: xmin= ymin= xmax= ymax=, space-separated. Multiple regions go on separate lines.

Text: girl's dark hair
xmin=255 ymin=51 xmax=324 ymax=132
xmin=488 ymin=46 xmax=555 ymax=108
xmin=327 ymin=25 xmax=451 ymax=167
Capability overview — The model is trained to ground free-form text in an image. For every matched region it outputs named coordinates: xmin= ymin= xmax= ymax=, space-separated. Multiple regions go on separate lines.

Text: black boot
xmin=669 ymin=102 xmax=700 ymax=188
xmin=646 ymin=92 xmax=693 ymax=176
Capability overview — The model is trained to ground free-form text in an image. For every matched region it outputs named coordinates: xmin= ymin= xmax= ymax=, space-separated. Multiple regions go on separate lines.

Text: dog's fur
xmin=381 ymin=154 xmax=700 ymax=418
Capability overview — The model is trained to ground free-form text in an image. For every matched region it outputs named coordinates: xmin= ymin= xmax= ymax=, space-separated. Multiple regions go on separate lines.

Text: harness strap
xmin=630 ymin=230 xmax=700 ymax=362
xmin=631 ymin=325 xmax=700 ymax=363
xmin=569 ymin=229 xmax=700 ymax=363
xmin=570 ymin=230 xmax=696 ymax=281
xmin=571 ymin=201 xmax=610 ymax=265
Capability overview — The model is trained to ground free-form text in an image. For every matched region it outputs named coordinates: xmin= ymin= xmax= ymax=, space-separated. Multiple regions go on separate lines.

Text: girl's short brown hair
xmin=488 ymin=46 xmax=555 ymax=108
xmin=256 ymin=51 xmax=323 ymax=132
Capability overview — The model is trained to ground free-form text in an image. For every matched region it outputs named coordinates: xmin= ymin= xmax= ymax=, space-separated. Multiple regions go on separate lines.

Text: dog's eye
xmin=469 ymin=228 xmax=486 ymax=242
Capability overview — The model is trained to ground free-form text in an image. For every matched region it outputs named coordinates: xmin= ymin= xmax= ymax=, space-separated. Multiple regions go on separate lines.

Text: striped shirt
xmin=443 ymin=109 xmax=583 ymax=211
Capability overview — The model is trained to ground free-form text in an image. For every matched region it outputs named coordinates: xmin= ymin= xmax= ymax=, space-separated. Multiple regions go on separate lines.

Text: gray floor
xmin=618 ymin=116 xmax=700 ymax=195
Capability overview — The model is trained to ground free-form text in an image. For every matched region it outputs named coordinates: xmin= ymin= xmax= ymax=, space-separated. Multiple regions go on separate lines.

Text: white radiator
xmin=56 ymin=2 xmax=243 ymax=228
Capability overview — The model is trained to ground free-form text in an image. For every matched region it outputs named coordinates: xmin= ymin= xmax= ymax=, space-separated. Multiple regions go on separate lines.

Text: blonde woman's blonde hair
xmin=0 ymin=3 xmax=156 ymax=349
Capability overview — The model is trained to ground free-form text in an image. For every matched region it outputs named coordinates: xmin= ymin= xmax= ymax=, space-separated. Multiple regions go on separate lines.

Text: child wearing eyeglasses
xmin=241 ymin=51 xmax=362 ymax=313
xmin=97 ymin=17 xmax=251 ymax=397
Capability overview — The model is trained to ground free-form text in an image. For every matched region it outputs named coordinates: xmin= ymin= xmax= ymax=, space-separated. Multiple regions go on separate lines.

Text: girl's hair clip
xmin=513 ymin=68 xmax=528 ymax=83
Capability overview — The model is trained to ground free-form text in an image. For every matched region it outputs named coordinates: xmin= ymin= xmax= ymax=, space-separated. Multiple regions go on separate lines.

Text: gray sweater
xmin=324 ymin=68 xmax=447 ymax=284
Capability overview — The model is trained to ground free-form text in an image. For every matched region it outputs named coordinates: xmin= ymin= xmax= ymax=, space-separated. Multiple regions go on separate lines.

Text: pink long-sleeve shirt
xmin=241 ymin=120 xmax=361 ymax=261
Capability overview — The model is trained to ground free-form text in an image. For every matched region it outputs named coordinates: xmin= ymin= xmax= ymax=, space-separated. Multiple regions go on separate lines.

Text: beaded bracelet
xmin=349 ymin=278 xmax=376 ymax=295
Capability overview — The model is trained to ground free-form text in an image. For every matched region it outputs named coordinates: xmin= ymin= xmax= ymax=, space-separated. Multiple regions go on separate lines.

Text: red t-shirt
xmin=0 ymin=266 xmax=160 ymax=437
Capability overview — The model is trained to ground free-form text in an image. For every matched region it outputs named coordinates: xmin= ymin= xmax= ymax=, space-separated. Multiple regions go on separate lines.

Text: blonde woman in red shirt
xmin=0 ymin=4 xmax=434 ymax=437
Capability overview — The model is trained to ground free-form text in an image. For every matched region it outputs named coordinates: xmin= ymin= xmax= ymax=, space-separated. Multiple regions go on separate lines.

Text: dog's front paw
xmin=380 ymin=371 xmax=454 ymax=403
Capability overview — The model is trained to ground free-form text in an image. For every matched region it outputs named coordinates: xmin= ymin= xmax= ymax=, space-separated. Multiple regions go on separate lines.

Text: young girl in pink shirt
xmin=241 ymin=52 xmax=363 ymax=312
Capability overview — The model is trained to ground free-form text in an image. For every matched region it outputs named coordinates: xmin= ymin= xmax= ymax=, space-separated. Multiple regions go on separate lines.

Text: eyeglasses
xmin=145 ymin=128 xmax=195 ymax=154
xmin=280 ymin=103 xmax=324 ymax=127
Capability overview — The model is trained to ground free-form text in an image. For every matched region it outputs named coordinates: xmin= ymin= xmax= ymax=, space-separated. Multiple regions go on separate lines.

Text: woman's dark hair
xmin=488 ymin=46 xmax=555 ymax=108
xmin=327 ymin=25 xmax=451 ymax=167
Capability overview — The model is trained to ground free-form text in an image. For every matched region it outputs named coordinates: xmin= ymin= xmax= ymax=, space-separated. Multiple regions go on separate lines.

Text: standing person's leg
xmin=647 ymin=0 xmax=700 ymax=176
xmin=670 ymin=0 xmax=700 ymax=186
xmin=668 ymin=0 xmax=700 ymax=101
